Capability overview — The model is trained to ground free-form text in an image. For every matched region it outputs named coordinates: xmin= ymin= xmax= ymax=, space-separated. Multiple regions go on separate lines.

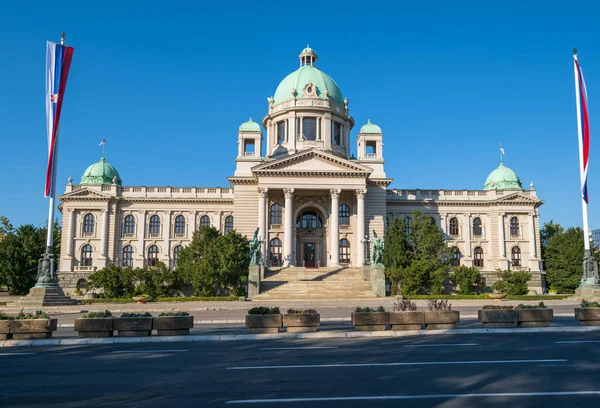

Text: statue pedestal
xmin=575 ymin=285 xmax=600 ymax=302
xmin=248 ymin=265 xmax=263 ymax=299
xmin=18 ymin=287 xmax=78 ymax=307
xmin=361 ymin=266 xmax=386 ymax=297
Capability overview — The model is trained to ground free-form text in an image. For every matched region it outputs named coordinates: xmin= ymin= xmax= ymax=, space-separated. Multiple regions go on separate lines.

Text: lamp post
xmin=362 ymin=234 xmax=371 ymax=266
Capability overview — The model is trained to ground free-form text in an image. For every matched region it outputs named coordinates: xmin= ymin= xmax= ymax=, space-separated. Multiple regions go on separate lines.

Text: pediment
xmin=60 ymin=188 xmax=112 ymax=200
xmin=253 ymin=149 xmax=373 ymax=175
xmin=494 ymin=191 xmax=542 ymax=204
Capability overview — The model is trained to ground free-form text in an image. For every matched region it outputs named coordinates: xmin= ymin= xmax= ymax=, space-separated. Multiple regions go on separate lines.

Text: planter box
xmin=10 ymin=319 xmax=57 ymax=339
xmin=153 ymin=316 xmax=194 ymax=336
xmin=574 ymin=308 xmax=600 ymax=326
xmin=114 ymin=317 xmax=153 ymax=337
xmin=423 ymin=311 xmax=460 ymax=329
xmin=74 ymin=318 xmax=114 ymax=338
xmin=0 ymin=320 xmax=11 ymax=340
xmin=351 ymin=312 xmax=389 ymax=331
xmin=478 ymin=310 xmax=518 ymax=328
xmin=245 ymin=314 xmax=282 ymax=334
xmin=517 ymin=309 xmax=553 ymax=327
xmin=283 ymin=313 xmax=320 ymax=333
xmin=389 ymin=311 xmax=424 ymax=331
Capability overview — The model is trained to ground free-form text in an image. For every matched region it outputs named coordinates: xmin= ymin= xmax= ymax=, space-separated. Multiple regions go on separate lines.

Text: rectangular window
xmin=366 ymin=141 xmax=376 ymax=158
xmin=302 ymin=118 xmax=317 ymax=140
xmin=277 ymin=121 xmax=286 ymax=144
xmin=332 ymin=122 xmax=341 ymax=145
xmin=244 ymin=140 xmax=255 ymax=157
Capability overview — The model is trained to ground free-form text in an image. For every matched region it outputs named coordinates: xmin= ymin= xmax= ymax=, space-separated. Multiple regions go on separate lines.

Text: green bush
xmin=355 ymin=306 xmax=386 ymax=312
xmin=15 ymin=310 xmax=49 ymax=320
xmin=580 ymin=300 xmax=600 ymax=308
xmin=286 ymin=309 xmax=317 ymax=314
xmin=87 ymin=265 xmax=136 ymax=298
xmin=247 ymin=307 xmax=280 ymax=315
xmin=120 ymin=312 xmax=152 ymax=318
xmin=450 ymin=266 xmax=482 ymax=295
xmin=0 ymin=313 xmax=13 ymax=320
xmin=158 ymin=311 xmax=190 ymax=317
xmin=82 ymin=310 xmax=113 ymax=318
xmin=515 ymin=302 xmax=546 ymax=310
xmin=492 ymin=269 xmax=531 ymax=296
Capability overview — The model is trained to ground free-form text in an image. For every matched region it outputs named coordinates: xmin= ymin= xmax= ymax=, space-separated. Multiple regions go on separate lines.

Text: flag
xmin=574 ymin=55 xmax=590 ymax=204
xmin=99 ymin=137 xmax=105 ymax=146
xmin=500 ymin=143 xmax=505 ymax=155
xmin=45 ymin=41 xmax=74 ymax=197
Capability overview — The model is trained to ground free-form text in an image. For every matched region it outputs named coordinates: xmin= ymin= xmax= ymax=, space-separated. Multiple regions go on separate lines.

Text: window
xmin=366 ymin=141 xmax=376 ymax=158
xmin=301 ymin=117 xmax=317 ymax=140
xmin=472 ymin=217 xmax=482 ymax=236
xmin=339 ymin=239 xmax=350 ymax=264
xmin=332 ymin=122 xmax=341 ymax=145
xmin=510 ymin=217 xmax=519 ymax=236
xmin=83 ymin=213 xmax=95 ymax=234
xmin=149 ymin=215 xmax=161 ymax=235
xmin=449 ymin=217 xmax=459 ymax=236
xmin=511 ymin=246 xmax=521 ymax=267
xmin=270 ymin=203 xmax=282 ymax=225
xmin=173 ymin=245 xmax=184 ymax=265
xmin=297 ymin=211 xmax=322 ymax=228
xmin=473 ymin=247 xmax=484 ymax=267
xmin=244 ymin=140 xmax=255 ymax=156
xmin=451 ymin=247 xmax=461 ymax=267
xmin=339 ymin=204 xmax=350 ymax=225
xmin=123 ymin=215 xmax=136 ymax=235
xmin=122 ymin=245 xmax=134 ymax=267
xmin=81 ymin=244 xmax=93 ymax=267
xmin=277 ymin=121 xmax=286 ymax=144
xmin=270 ymin=238 xmax=282 ymax=266
xmin=174 ymin=215 xmax=186 ymax=235
xmin=405 ymin=216 xmax=412 ymax=236
xmin=147 ymin=245 xmax=159 ymax=267
xmin=199 ymin=215 xmax=211 ymax=228
xmin=224 ymin=216 xmax=234 ymax=233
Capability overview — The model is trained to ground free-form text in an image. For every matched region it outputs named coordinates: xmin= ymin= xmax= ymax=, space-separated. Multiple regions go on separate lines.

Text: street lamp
xmin=362 ymin=234 xmax=371 ymax=266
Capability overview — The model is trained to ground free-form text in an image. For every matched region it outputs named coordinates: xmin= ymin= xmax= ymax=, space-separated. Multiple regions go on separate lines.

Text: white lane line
xmin=0 ymin=352 xmax=36 ymax=356
xmin=403 ymin=343 xmax=478 ymax=347
xmin=226 ymin=390 xmax=600 ymax=404
xmin=259 ymin=347 xmax=339 ymax=351
xmin=227 ymin=358 xmax=567 ymax=370
xmin=555 ymin=340 xmax=600 ymax=344
xmin=110 ymin=350 xmax=188 ymax=354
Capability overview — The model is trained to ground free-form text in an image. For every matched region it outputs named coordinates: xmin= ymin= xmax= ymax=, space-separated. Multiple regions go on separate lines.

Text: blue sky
xmin=1 ymin=0 xmax=599 ymax=232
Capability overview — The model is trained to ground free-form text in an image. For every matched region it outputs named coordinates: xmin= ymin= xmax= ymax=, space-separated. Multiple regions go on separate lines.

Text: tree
xmin=545 ymin=227 xmax=585 ymax=293
xmin=450 ymin=266 xmax=482 ymax=295
xmin=540 ymin=220 xmax=563 ymax=261
xmin=382 ymin=218 xmax=411 ymax=294
xmin=0 ymin=216 xmax=14 ymax=238
xmin=216 ymin=231 xmax=250 ymax=296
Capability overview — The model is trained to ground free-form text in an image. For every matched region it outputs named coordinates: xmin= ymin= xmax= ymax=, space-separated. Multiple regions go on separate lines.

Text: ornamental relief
xmin=294 ymin=195 xmax=329 ymax=211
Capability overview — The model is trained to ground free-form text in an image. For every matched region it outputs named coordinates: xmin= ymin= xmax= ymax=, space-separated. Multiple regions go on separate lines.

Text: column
xmin=258 ymin=188 xmax=268 ymax=261
xmin=356 ymin=189 xmax=366 ymax=266
xmin=67 ymin=209 xmax=75 ymax=257
xmin=299 ymin=117 xmax=303 ymax=140
xmin=101 ymin=209 xmax=109 ymax=257
xmin=283 ymin=188 xmax=295 ymax=266
xmin=163 ymin=211 xmax=171 ymax=258
xmin=498 ymin=213 xmax=506 ymax=258
xmin=463 ymin=213 xmax=471 ymax=257
xmin=529 ymin=213 xmax=537 ymax=258
xmin=138 ymin=211 xmax=146 ymax=261
xmin=440 ymin=214 xmax=447 ymax=236
xmin=330 ymin=189 xmax=341 ymax=266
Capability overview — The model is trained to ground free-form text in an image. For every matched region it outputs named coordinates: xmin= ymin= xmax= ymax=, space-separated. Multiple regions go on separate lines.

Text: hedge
xmin=81 ymin=296 xmax=239 ymax=304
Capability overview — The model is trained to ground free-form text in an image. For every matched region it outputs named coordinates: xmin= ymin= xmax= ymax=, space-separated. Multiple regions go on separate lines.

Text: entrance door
xmin=303 ymin=243 xmax=316 ymax=267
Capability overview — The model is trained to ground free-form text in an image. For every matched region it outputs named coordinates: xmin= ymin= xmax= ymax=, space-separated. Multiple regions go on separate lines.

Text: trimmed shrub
xmin=158 ymin=311 xmax=190 ymax=317
xmin=82 ymin=310 xmax=113 ymax=318
xmin=450 ymin=266 xmax=481 ymax=295
xmin=580 ymin=300 xmax=600 ymax=308
xmin=247 ymin=307 xmax=280 ymax=315
xmin=120 ymin=312 xmax=152 ymax=318
xmin=516 ymin=302 xmax=546 ymax=310
xmin=355 ymin=306 xmax=386 ymax=313
xmin=492 ymin=269 xmax=531 ymax=296
xmin=286 ymin=309 xmax=317 ymax=314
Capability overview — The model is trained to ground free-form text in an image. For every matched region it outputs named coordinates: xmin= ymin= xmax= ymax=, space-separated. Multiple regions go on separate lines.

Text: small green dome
xmin=360 ymin=119 xmax=382 ymax=134
xmin=81 ymin=157 xmax=122 ymax=186
xmin=484 ymin=163 xmax=523 ymax=191
xmin=239 ymin=117 xmax=260 ymax=132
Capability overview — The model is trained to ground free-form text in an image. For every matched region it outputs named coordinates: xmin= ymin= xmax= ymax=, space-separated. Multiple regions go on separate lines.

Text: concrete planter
xmin=153 ymin=316 xmax=194 ymax=336
xmin=478 ymin=310 xmax=518 ymax=328
xmin=574 ymin=308 xmax=600 ymax=326
xmin=114 ymin=317 xmax=153 ymax=337
xmin=10 ymin=318 xmax=57 ymax=339
xmin=351 ymin=312 xmax=389 ymax=331
xmin=0 ymin=320 xmax=11 ymax=340
xmin=245 ymin=314 xmax=282 ymax=334
xmin=389 ymin=311 xmax=424 ymax=331
xmin=283 ymin=313 xmax=321 ymax=333
xmin=423 ymin=311 xmax=460 ymax=329
xmin=517 ymin=309 xmax=553 ymax=327
xmin=74 ymin=318 xmax=114 ymax=338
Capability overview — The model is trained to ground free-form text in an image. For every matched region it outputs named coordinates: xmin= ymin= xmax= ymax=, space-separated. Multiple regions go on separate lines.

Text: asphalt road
xmin=1 ymin=331 xmax=600 ymax=407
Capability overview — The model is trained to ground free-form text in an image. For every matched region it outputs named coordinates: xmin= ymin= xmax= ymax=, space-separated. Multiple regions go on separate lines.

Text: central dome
xmin=272 ymin=47 xmax=344 ymax=106
xmin=484 ymin=163 xmax=522 ymax=191
xmin=81 ymin=156 xmax=122 ymax=186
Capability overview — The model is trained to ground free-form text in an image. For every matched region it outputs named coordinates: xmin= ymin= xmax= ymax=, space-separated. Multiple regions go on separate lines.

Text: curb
xmin=3 ymin=326 xmax=600 ymax=348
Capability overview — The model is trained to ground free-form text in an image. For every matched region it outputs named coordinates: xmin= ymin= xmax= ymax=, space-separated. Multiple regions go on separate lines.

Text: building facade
xmin=57 ymin=47 xmax=545 ymax=294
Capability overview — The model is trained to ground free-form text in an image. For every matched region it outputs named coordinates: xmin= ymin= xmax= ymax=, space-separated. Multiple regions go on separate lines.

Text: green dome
xmin=239 ymin=117 xmax=260 ymax=132
xmin=273 ymin=64 xmax=344 ymax=106
xmin=484 ymin=163 xmax=523 ymax=191
xmin=81 ymin=157 xmax=122 ymax=186
xmin=360 ymin=120 xmax=382 ymax=134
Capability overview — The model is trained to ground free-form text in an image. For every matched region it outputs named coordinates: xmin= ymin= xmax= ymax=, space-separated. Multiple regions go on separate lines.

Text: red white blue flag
xmin=574 ymin=55 xmax=590 ymax=204
xmin=45 ymin=41 xmax=74 ymax=197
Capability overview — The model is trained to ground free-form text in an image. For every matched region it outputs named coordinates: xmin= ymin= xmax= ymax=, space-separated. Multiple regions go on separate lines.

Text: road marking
xmin=0 ymin=352 xmax=36 ymax=356
xmin=402 ymin=343 xmax=478 ymax=347
xmin=227 ymin=358 xmax=567 ymax=370
xmin=259 ymin=347 xmax=339 ymax=351
xmin=555 ymin=340 xmax=600 ymax=344
xmin=226 ymin=390 xmax=600 ymax=404
xmin=110 ymin=350 xmax=188 ymax=354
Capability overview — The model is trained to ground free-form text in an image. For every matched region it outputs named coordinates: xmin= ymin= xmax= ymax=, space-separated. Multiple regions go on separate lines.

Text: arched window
xmin=174 ymin=215 xmax=186 ymax=235
xmin=76 ymin=279 xmax=87 ymax=292
xmin=224 ymin=216 xmax=234 ymax=233
xmin=270 ymin=203 xmax=282 ymax=225
xmin=123 ymin=215 xmax=136 ymax=235
xmin=199 ymin=215 xmax=211 ymax=228
xmin=339 ymin=239 xmax=351 ymax=264
xmin=473 ymin=247 xmax=484 ymax=267
xmin=297 ymin=211 xmax=322 ymax=228
xmin=510 ymin=217 xmax=519 ymax=236
xmin=122 ymin=245 xmax=134 ymax=267
xmin=81 ymin=244 xmax=93 ymax=267
xmin=472 ymin=217 xmax=482 ymax=236
xmin=147 ymin=245 xmax=159 ymax=267
xmin=173 ymin=245 xmax=184 ymax=265
xmin=270 ymin=238 xmax=282 ymax=266
xmin=149 ymin=215 xmax=161 ymax=235
xmin=83 ymin=213 xmax=95 ymax=235
xmin=451 ymin=247 xmax=461 ymax=267
xmin=404 ymin=216 xmax=412 ymax=235
xmin=449 ymin=217 xmax=459 ymax=236
xmin=339 ymin=204 xmax=350 ymax=225
xmin=511 ymin=246 xmax=521 ymax=267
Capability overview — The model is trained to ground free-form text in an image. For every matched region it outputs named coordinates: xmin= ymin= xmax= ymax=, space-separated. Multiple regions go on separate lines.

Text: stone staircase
xmin=254 ymin=267 xmax=378 ymax=300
